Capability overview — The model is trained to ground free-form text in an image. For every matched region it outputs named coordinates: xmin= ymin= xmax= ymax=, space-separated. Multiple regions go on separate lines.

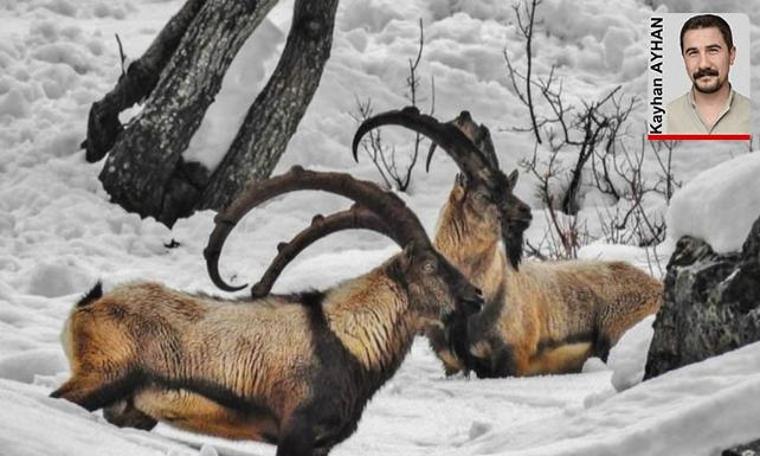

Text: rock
xmin=645 ymin=214 xmax=760 ymax=378
xmin=722 ymin=438 xmax=760 ymax=456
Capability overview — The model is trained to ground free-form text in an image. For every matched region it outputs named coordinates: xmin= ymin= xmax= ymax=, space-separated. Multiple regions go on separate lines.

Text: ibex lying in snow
xmin=353 ymin=107 xmax=663 ymax=378
xmin=52 ymin=167 xmax=483 ymax=455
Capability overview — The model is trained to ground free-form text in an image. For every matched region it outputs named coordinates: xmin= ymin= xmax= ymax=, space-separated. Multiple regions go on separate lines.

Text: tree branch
xmin=83 ymin=0 xmax=208 ymax=162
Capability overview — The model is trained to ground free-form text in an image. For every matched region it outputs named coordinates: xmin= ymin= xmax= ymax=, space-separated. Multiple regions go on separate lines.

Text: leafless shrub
xmin=644 ymin=242 xmax=666 ymax=279
xmin=504 ymin=0 xmax=544 ymax=144
xmin=507 ymin=0 xmax=680 ymax=255
xmin=524 ymin=82 xmax=635 ymax=216
xmin=505 ymin=1 xmax=637 ymax=216
xmin=520 ymin=144 xmax=589 ymax=260
xmin=351 ymin=19 xmax=434 ymax=192
xmin=649 ymin=139 xmax=681 ymax=203
xmin=593 ymin=135 xmax=676 ymax=247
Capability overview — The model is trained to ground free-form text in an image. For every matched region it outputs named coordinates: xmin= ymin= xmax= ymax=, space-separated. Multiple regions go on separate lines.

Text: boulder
xmin=723 ymin=438 xmax=760 ymax=456
xmin=645 ymin=214 xmax=760 ymax=378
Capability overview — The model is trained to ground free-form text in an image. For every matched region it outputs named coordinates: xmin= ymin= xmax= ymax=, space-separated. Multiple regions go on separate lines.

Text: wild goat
xmin=353 ymin=107 xmax=663 ymax=378
xmin=51 ymin=167 xmax=483 ymax=455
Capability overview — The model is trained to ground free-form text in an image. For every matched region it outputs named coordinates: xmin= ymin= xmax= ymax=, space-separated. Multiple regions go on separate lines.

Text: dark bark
xmin=98 ymin=0 xmax=279 ymax=226
xmin=199 ymin=0 xmax=339 ymax=210
xmin=83 ymin=0 xmax=207 ymax=162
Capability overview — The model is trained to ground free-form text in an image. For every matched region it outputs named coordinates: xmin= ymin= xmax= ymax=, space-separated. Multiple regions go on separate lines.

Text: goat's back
xmin=503 ymin=260 xmax=662 ymax=346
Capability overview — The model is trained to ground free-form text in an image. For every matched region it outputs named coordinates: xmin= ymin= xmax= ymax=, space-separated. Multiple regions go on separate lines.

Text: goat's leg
xmin=468 ymin=335 xmax=519 ymax=378
xmin=593 ymin=335 xmax=612 ymax=362
xmin=50 ymin=370 xmax=138 ymax=411
xmin=302 ymin=396 xmax=359 ymax=456
xmin=526 ymin=342 xmax=594 ymax=375
xmin=426 ymin=326 xmax=464 ymax=375
xmin=133 ymin=386 xmax=280 ymax=441
xmin=488 ymin=338 xmax=519 ymax=378
xmin=278 ymin=396 xmax=358 ymax=456
xmin=276 ymin=410 xmax=317 ymax=456
xmin=103 ymin=398 xmax=158 ymax=430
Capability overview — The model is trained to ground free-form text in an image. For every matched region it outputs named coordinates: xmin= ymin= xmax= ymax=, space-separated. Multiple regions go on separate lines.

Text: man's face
xmin=682 ymin=26 xmax=735 ymax=94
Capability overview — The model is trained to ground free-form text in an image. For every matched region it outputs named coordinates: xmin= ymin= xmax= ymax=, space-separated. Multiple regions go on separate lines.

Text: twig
xmin=351 ymin=18 xmax=432 ymax=192
xmin=115 ymin=33 xmax=127 ymax=79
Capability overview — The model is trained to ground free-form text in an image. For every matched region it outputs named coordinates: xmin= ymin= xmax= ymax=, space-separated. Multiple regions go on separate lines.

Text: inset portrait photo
xmin=648 ymin=13 xmax=751 ymax=140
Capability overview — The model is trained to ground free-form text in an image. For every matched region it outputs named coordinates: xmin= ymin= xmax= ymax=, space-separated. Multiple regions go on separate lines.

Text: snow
xmin=667 ymin=153 xmax=760 ymax=253
xmin=1 ymin=380 xmax=198 ymax=456
xmin=0 ymin=88 xmax=30 ymax=118
xmin=0 ymin=0 xmax=759 ymax=455
xmin=607 ymin=316 xmax=655 ymax=392
xmin=183 ymin=18 xmax=285 ymax=169
xmin=468 ymin=340 xmax=760 ymax=456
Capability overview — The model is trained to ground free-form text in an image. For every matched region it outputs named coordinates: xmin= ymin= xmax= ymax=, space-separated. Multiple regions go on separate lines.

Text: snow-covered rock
xmin=667 ymin=152 xmax=760 ymax=254
xmin=647 ymin=216 xmax=760 ymax=379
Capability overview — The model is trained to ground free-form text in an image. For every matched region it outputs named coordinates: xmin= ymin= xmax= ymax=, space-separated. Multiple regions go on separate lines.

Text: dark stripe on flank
xmin=294 ymin=290 xmax=326 ymax=309
xmin=152 ymin=374 xmax=279 ymax=421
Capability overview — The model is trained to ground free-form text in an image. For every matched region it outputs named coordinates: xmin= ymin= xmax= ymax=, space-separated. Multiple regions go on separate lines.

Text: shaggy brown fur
xmin=349 ymin=106 xmax=662 ymax=378
xmin=430 ymin=138 xmax=663 ymax=379
xmin=53 ymin=243 xmax=482 ymax=455
xmin=52 ymin=166 xmax=484 ymax=455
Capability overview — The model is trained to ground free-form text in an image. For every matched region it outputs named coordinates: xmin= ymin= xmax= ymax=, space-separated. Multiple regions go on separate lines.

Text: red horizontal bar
xmin=648 ymin=134 xmax=751 ymax=141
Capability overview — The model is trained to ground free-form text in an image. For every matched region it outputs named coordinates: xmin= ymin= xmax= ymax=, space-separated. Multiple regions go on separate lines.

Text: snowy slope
xmin=1 ymin=0 xmax=759 ymax=455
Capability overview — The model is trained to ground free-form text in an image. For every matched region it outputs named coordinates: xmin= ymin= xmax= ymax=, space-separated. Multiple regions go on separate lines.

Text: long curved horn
xmin=204 ymin=166 xmax=430 ymax=292
xmin=353 ymin=107 xmax=532 ymax=270
xmin=425 ymin=111 xmax=500 ymax=172
xmin=425 ymin=141 xmax=438 ymax=173
xmin=250 ymin=205 xmax=395 ymax=297
xmin=472 ymin=121 xmax=499 ymax=170
xmin=353 ymin=106 xmax=495 ymax=186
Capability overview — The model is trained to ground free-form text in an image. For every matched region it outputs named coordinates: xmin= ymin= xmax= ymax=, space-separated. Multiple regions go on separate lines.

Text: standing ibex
xmin=353 ymin=107 xmax=663 ymax=378
xmin=51 ymin=167 xmax=483 ymax=455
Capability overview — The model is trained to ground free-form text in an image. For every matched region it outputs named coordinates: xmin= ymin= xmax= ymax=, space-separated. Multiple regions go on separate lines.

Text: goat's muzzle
xmin=504 ymin=200 xmax=532 ymax=232
xmin=464 ymin=288 xmax=485 ymax=316
xmin=444 ymin=287 xmax=483 ymax=325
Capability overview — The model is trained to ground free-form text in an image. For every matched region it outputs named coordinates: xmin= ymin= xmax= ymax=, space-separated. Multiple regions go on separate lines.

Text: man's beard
xmin=692 ymin=68 xmax=724 ymax=94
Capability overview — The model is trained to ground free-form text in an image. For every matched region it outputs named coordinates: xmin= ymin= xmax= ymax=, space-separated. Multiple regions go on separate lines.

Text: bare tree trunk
xmin=200 ymin=0 xmax=339 ymax=210
xmin=83 ymin=0 xmax=207 ymax=162
xmin=98 ymin=0 xmax=278 ymax=226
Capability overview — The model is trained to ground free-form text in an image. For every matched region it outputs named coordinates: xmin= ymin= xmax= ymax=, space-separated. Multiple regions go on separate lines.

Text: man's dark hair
xmin=680 ymin=14 xmax=734 ymax=54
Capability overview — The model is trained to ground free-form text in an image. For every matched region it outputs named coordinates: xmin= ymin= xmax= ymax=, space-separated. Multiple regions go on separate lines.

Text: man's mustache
xmin=693 ymin=68 xmax=719 ymax=79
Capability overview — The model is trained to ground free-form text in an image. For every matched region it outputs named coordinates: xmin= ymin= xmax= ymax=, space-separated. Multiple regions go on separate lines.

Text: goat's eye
xmin=422 ymin=262 xmax=436 ymax=274
xmin=475 ymin=192 xmax=489 ymax=203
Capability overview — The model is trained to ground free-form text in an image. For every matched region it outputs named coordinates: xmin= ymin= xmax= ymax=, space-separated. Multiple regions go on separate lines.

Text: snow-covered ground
xmin=1 ymin=0 xmax=759 ymax=455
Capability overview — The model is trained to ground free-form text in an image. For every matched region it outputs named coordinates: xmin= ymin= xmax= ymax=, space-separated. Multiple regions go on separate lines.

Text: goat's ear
xmin=475 ymin=125 xmax=489 ymax=143
xmin=399 ymin=242 xmax=425 ymax=274
xmin=450 ymin=176 xmax=467 ymax=202
xmin=507 ymin=169 xmax=519 ymax=189
xmin=400 ymin=242 xmax=416 ymax=267
xmin=455 ymin=173 xmax=471 ymax=191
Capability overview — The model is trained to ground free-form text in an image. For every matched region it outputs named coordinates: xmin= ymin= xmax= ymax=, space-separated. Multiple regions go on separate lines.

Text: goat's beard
xmin=502 ymin=227 xmax=524 ymax=270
